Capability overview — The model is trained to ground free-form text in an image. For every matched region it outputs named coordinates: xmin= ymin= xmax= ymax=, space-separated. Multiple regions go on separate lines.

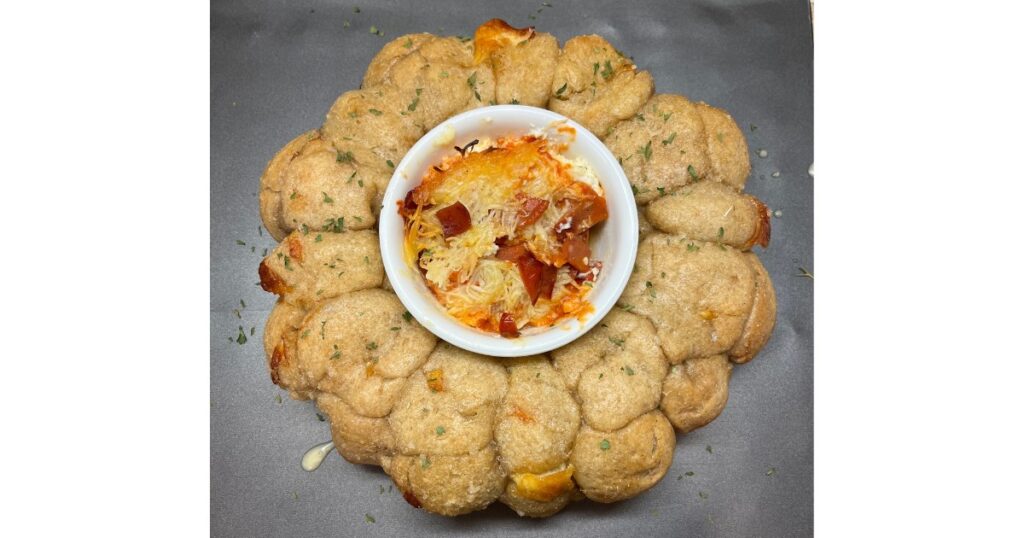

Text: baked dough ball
xmin=644 ymin=181 xmax=770 ymax=250
xmin=259 ymin=130 xmax=378 ymax=242
xmin=605 ymin=95 xmax=750 ymax=204
xmin=552 ymin=309 xmax=668 ymax=432
xmin=320 ymin=89 xmax=420 ymax=204
xmin=316 ymin=392 xmax=395 ymax=465
xmin=360 ymin=35 xmax=495 ymax=132
xmin=660 ymin=355 xmax=731 ymax=433
xmin=697 ymin=101 xmax=751 ymax=191
xmin=472 ymin=19 xmax=560 ymax=107
xmin=263 ymin=301 xmax=312 ymax=399
xmin=295 ymin=289 xmax=436 ymax=417
xmin=260 ymin=131 xmax=380 ymax=234
xmin=363 ymin=33 xmax=436 ymax=88
xmin=258 ymin=230 xmax=383 ymax=309
xmin=730 ymin=252 xmax=777 ymax=364
xmin=382 ymin=447 xmax=506 ymax=517
xmin=495 ymin=357 xmax=580 ymax=517
xmin=570 ymin=411 xmax=675 ymax=503
xmin=620 ymin=234 xmax=757 ymax=364
xmin=389 ymin=344 xmax=508 ymax=457
xmin=548 ymin=35 xmax=654 ymax=138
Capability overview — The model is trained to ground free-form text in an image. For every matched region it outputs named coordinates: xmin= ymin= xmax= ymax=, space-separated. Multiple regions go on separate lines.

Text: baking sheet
xmin=210 ymin=0 xmax=813 ymax=535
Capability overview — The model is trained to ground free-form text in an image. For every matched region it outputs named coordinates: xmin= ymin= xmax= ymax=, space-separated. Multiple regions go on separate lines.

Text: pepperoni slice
xmin=499 ymin=312 xmax=520 ymax=338
xmin=496 ymin=243 xmax=529 ymax=261
xmin=516 ymin=196 xmax=549 ymax=229
xmin=563 ymin=232 xmax=591 ymax=272
xmin=538 ymin=264 xmax=558 ymax=300
xmin=516 ymin=254 xmax=546 ymax=304
xmin=436 ymin=201 xmax=472 ymax=238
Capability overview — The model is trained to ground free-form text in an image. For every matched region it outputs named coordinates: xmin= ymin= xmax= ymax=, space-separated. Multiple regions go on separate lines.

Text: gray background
xmin=211 ymin=0 xmax=813 ymax=536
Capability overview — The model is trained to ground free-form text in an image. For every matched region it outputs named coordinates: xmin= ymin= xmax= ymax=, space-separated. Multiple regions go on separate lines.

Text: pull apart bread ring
xmin=256 ymin=19 xmax=777 ymax=518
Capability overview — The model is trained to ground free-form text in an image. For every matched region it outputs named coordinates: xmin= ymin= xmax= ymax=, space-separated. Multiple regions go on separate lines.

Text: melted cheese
xmin=403 ymin=135 xmax=603 ymax=333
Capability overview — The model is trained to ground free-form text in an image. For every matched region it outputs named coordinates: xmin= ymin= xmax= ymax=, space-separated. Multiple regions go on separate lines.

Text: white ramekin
xmin=379 ymin=105 xmax=638 ymax=357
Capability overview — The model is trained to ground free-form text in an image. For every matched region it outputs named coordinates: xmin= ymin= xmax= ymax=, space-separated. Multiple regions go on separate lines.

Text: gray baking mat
xmin=211 ymin=1 xmax=813 ymax=536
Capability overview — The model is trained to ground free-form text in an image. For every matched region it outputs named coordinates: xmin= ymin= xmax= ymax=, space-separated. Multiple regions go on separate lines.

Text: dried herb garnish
xmin=555 ymin=82 xmax=567 ymax=96
xmin=322 ymin=192 xmax=334 ymax=204
xmin=662 ymin=132 xmax=677 ymax=146
xmin=599 ymin=439 xmax=611 ymax=451
xmin=600 ymin=60 xmax=613 ymax=80
xmin=798 ymin=267 xmax=814 ymax=279
xmin=336 ymin=150 xmax=355 ymax=163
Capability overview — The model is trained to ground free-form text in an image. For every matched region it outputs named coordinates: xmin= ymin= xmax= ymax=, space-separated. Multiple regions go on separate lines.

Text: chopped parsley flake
xmin=336 ymin=150 xmax=355 ymax=163
xmin=706 ymin=444 xmax=713 ymax=454
xmin=467 ymin=72 xmax=481 ymax=101
xmin=366 ymin=341 xmax=378 ymax=351
xmin=235 ymin=327 xmax=248 ymax=345
xmin=314 ymin=234 xmax=323 ymax=242
xmin=365 ymin=514 xmax=375 ymax=523
xmin=323 ymin=217 xmax=345 ymax=233
xmin=640 ymin=140 xmax=652 ymax=161
xmin=321 ymin=192 xmax=334 ymax=204
xmin=386 ymin=159 xmax=394 ymax=168
xmin=403 ymin=311 xmax=413 ymax=322
xmin=555 ymin=82 xmax=567 ymax=96
xmin=662 ymin=132 xmax=677 ymax=146
xmin=420 ymin=455 xmax=431 ymax=468
xmin=766 ymin=467 xmax=777 ymax=476
xmin=609 ymin=337 xmax=625 ymax=348
xmin=687 ymin=164 xmax=698 ymax=180
xmin=599 ymin=439 xmax=611 ymax=451
xmin=600 ymin=60 xmax=613 ymax=80
xmin=316 ymin=413 xmax=325 ymax=422
xmin=368 ymin=108 xmax=383 ymax=116
xmin=435 ymin=426 xmax=446 ymax=435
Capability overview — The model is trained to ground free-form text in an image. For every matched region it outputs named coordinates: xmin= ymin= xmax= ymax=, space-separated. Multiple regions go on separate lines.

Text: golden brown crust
xmin=472 ymin=19 xmax=535 ymax=65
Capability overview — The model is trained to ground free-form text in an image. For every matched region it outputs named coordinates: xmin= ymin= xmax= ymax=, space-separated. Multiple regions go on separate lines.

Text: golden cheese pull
xmin=511 ymin=465 xmax=576 ymax=502
xmin=473 ymin=19 xmax=534 ymax=65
